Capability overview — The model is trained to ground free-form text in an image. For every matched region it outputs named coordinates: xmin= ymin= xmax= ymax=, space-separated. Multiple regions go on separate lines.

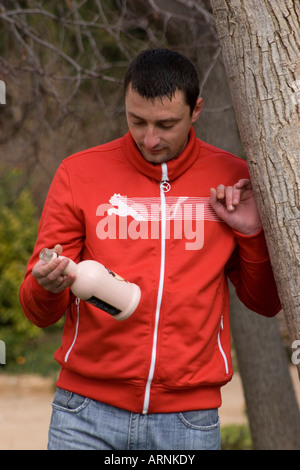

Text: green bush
xmin=221 ymin=424 xmax=252 ymax=450
xmin=0 ymin=168 xmax=41 ymax=362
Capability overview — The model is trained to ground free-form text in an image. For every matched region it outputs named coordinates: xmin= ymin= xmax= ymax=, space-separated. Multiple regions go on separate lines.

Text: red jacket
xmin=19 ymin=127 xmax=281 ymax=414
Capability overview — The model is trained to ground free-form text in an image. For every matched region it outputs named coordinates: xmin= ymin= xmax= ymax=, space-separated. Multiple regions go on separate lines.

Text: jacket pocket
xmin=217 ymin=316 xmax=229 ymax=374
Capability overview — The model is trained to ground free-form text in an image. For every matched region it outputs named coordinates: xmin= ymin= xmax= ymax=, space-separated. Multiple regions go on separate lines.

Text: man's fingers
xmin=225 ymin=186 xmax=235 ymax=211
xmin=33 ymin=257 xmax=70 ymax=289
xmin=48 ymin=273 xmax=75 ymax=294
xmin=210 ymin=187 xmax=217 ymax=203
xmin=53 ymin=244 xmax=63 ymax=255
xmin=46 ymin=258 xmax=69 ymax=282
xmin=215 ymin=184 xmax=225 ymax=200
xmin=232 ymin=185 xmax=242 ymax=207
xmin=234 ymin=178 xmax=252 ymax=191
xmin=214 ymin=184 xmax=235 ymax=212
xmin=211 ymin=183 xmax=247 ymax=212
xmin=211 ymin=179 xmax=252 ymax=214
xmin=32 ymin=244 xmax=76 ymax=294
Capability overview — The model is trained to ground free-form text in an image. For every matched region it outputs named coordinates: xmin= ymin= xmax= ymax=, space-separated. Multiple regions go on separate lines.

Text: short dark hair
xmin=124 ymin=49 xmax=200 ymax=114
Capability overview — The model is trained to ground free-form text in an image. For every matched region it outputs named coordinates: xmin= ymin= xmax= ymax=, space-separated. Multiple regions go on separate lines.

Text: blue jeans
xmin=48 ymin=388 xmax=221 ymax=450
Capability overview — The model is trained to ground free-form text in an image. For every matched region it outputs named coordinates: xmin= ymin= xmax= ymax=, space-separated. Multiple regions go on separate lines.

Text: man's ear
xmin=191 ymin=97 xmax=203 ymax=123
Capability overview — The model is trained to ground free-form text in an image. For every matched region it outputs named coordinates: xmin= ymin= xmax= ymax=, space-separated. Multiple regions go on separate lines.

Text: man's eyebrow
xmin=158 ymin=117 xmax=181 ymax=123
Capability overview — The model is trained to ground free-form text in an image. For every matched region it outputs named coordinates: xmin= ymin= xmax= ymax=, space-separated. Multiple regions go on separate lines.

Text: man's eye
xmin=160 ymin=123 xmax=174 ymax=129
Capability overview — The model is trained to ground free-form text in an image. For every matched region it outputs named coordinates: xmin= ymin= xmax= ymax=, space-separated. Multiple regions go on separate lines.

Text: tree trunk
xmin=229 ymin=283 xmax=300 ymax=449
xmin=210 ymin=0 xmax=300 ymax=376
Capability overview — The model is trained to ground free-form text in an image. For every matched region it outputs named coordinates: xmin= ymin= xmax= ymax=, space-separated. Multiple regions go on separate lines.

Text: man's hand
xmin=32 ymin=244 xmax=76 ymax=294
xmin=210 ymin=179 xmax=262 ymax=235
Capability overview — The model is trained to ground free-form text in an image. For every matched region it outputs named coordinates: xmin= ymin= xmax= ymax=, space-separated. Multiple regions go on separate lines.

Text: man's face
xmin=125 ymin=86 xmax=203 ymax=164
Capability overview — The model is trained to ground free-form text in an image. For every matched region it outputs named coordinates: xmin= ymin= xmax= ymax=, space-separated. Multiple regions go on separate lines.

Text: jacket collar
xmin=122 ymin=126 xmax=200 ymax=183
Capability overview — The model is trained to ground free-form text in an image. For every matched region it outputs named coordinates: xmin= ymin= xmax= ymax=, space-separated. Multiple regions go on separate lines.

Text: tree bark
xmin=210 ymin=0 xmax=300 ymax=376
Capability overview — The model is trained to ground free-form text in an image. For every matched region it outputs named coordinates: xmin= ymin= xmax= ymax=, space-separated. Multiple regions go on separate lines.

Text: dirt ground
xmin=0 ymin=367 xmax=299 ymax=450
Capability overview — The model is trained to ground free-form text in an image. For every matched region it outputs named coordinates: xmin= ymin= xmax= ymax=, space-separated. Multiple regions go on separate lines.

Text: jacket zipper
xmin=64 ymin=297 xmax=80 ymax=362
xmin=142 ymin=162 xmax=170 ymax=414
xmin=218 ymin=315 xmax=229 ymax=374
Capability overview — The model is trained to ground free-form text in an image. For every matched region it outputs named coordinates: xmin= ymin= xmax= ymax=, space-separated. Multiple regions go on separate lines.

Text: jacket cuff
xmin=233 ymin=227 xmax=270 ymax=263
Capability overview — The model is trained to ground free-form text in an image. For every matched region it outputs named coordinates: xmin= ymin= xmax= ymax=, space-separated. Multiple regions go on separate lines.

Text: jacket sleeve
xmin=226 ymin=228 xmax=281 ymax=317
xmin=19 ymin=162 xmax=85 ymax=328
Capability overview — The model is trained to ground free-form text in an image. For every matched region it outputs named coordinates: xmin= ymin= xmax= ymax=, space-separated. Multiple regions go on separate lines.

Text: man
xmin=19 ymin=49 xmax=281 ymax=450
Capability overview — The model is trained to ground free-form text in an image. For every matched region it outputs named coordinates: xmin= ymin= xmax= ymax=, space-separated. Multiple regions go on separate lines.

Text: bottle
xmin=39 ymin=248 xmax=141 ymax=321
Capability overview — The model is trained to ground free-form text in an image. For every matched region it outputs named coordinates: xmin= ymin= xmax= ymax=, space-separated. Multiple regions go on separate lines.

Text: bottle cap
xmin=39 ymin=248 xmax=57 ymax=263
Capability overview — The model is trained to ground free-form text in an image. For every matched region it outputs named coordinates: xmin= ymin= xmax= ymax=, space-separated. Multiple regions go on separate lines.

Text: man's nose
xmin=143 ymin=127 xmax=160 ymax=149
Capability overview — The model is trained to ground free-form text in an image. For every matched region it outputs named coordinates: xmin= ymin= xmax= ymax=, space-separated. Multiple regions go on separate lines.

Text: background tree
xmin=210 ymin=0 xmax=300 ymax=371
xmin=211 ymin=0 xmax=300 ymax=449
xmin=229 ymin=284 xmax=300 ymax=449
